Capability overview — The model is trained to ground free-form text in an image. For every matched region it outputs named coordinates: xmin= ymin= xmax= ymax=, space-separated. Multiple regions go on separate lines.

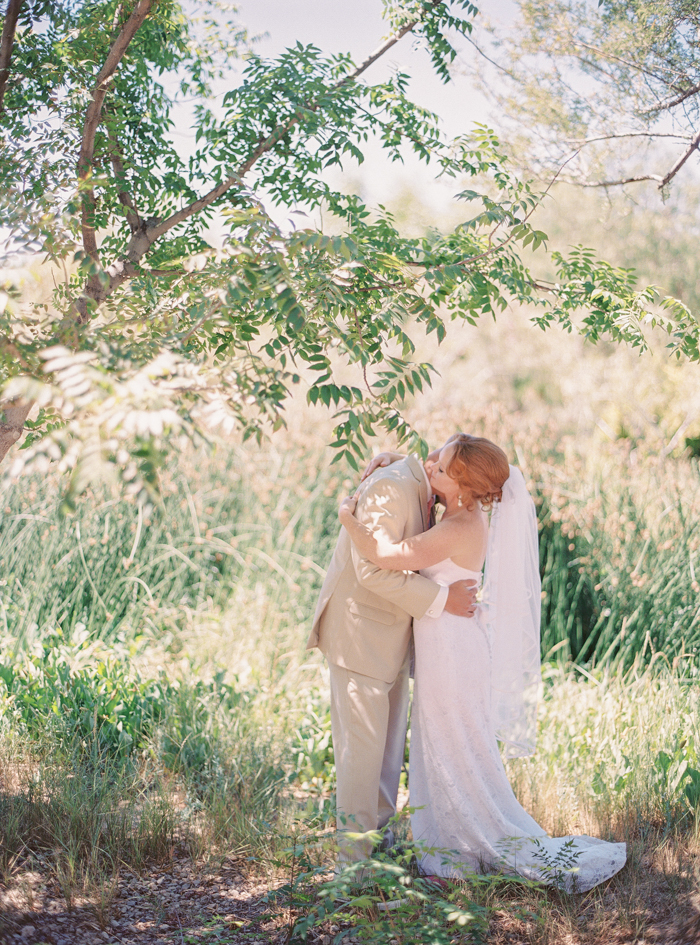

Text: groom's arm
xmin=349 ymin=476 xmax=446 ymax=619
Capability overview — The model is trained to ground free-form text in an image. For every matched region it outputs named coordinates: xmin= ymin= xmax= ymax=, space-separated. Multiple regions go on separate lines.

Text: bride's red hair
xmin=444 ymin=434 xmax=510 ymax=509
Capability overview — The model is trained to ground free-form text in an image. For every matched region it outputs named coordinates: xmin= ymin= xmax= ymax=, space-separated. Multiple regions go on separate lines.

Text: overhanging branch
xmin=564 ymin=132 xmax=692 ymax=146
xmin=556 ymin=126 xmax=700 ymax=190
xmin=564 ymin=174 xmax=664 ymax=188
xmin=78 ymin=1 xmax=456 ymax=318
xmin=660 ymin=127 xmax=700 ymax=188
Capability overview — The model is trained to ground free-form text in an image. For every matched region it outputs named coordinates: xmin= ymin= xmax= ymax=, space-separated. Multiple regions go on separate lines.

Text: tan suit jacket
xmin=307 ymin=455 xmax=441 ymax=683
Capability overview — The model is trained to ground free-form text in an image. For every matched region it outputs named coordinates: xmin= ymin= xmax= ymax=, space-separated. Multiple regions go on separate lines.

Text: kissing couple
xmin=307 ymin=433 xmax=626 ymax=891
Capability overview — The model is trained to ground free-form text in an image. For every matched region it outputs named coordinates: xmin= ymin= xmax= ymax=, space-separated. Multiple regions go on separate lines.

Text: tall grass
xmin=0 ymin=440 xmax=340 ymax=664
xmin=538 ymin=457 xmax=700 ymax=667
xmin=3 ymin=427 xmax=699 ymax=673
xmin=508 ymin=661 xmax=700 ymax=839
xmin=0 ymin=440 xmax=344 ymax=910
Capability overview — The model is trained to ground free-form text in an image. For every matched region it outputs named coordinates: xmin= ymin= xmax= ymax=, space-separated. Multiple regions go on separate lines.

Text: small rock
xmin=21 ymin=926 xmax=36 ymax=941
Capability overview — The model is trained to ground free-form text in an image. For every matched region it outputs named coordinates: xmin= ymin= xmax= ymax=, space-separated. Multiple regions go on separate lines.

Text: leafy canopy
xmin=0 ymin=0 xmax=695 ymax=505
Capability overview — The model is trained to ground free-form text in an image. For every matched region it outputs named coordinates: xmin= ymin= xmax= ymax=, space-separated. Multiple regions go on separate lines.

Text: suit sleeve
xmin=349 ymin=476 xmax=442 ymax=619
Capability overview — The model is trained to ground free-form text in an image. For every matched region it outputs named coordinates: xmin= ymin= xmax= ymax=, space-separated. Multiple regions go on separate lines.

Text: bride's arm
xmin=339 ymin=495 xmax=467 ymax=571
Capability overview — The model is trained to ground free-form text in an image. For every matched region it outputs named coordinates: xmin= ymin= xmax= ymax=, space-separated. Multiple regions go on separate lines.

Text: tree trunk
xmin=0 ymin=0 xmax=24 ymax=110
xmin=0 ymin=398 xmax=32 ymax=464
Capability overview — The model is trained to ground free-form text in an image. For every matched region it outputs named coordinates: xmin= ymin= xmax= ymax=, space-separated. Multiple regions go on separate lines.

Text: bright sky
xmin=234 ymin=0 xmax=509 ymax=133
xmin=191 ymin=0 xmax=519 ymax=232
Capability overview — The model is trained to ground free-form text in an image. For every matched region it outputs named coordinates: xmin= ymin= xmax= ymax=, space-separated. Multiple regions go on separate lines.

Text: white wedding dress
xmin=409 ymin=558 xmax=627 ymax=892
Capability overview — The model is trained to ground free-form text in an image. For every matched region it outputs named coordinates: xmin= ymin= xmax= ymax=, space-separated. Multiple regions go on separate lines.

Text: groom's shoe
xmin=375 ymin=827 xmax=395 ymax=854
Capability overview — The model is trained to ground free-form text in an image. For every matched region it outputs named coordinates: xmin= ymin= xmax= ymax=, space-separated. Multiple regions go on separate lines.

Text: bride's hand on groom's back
xmin=338 ymin=494 xmax=359 ymax=523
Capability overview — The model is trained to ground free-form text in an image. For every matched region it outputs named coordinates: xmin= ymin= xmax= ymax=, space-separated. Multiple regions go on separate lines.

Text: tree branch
xmin=355 ymin=152 xmax=578 ymax=294
xmin=659 ymin=127 xmax=700 ymax=189
xmin=77 ymin=0 xmax=448 ymax=317
xmin=77 ymin=0 xmax=155 ymax=180
xmin=0 ymin=0 xmax=24 ymax=111
xmin=642 ymin=80 xmax=700 ymax=117
xmin=76 ymin=0 xmax=155 ymax=318
xmin=106 ymin=122 xmax=141 ymax=233
xmin=571 ymin=39 xmax=687 ymax=91
xmin=555 ymin=126 xmax=700 ymax=190
xmin=563 ymin=174 xmax=664 ymax=188
xmin=0 ymin=397 xmax=31 ymax=464
xmin=564 ymin=132 xmax=693 ymax=146
xmin=460 ymin=33 xmax=516 ymax=79
xmin=148 ymin=0 xmax=443 ymax=242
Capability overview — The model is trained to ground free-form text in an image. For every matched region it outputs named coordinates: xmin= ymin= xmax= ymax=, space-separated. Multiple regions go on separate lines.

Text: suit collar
xmin=405 ymin=454 xmax=430 ymax=511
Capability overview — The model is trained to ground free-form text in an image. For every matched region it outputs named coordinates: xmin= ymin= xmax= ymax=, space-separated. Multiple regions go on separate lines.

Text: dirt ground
xmin=3 ymin=854 xmax=700 ymax=945
xmin=0 ymin=854 xmax=283 ymax=945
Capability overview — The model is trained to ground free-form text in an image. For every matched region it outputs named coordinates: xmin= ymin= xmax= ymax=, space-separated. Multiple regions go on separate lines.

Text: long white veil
xmin=481 ymin=465 xmax=542 ymax=758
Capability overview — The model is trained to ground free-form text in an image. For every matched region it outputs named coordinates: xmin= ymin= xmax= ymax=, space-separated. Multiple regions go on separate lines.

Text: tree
xmin=466 ymin=0 xmax=700 ymax=192
xmin=0 ymin=0 xmax=695 ymax=506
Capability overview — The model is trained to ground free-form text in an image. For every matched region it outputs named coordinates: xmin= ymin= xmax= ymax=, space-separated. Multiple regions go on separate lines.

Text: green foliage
xmin=0 ymin=627 xmax=168 ymax=756
xmin=0 ymin=755 xmax=177 ymax=883
xmin=0 ymin=630 xmax=288 ymax=855
xmin=652 ymin=743 xmax=700 ymax=822
xmin=1 ymin=0 xmax=693 ymax=503
xmin=530 ymin=837 xmax=582 ymax=893
xmin=518 ymin=660 xmax=700 ymax=843
xmin=0 ymin=442 xmax=338 ymax=646
xmin=291 ymin=690 xmax=335 ymax=797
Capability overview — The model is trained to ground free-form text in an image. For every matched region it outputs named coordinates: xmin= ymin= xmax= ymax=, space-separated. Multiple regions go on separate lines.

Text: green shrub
xmin=0 ymin=628 xmax=168 ymax=756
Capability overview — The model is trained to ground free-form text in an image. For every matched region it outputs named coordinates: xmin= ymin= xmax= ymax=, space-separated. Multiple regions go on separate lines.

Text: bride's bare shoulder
xmin=450 ymin=506 xmax=489 ymax=543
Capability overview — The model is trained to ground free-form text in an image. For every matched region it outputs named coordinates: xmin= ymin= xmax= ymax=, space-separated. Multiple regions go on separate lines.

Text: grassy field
xmin=2 ymin=309 xmax=700 ymax=943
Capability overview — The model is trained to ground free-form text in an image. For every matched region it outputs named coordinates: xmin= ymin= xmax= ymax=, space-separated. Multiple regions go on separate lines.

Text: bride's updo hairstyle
xmin=444 ymin=434 xmax=510 ymax=510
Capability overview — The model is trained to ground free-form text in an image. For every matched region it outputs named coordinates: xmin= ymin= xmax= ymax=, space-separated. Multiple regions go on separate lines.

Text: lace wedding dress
xmin=409 ymin=558 xmax=627 ymax=892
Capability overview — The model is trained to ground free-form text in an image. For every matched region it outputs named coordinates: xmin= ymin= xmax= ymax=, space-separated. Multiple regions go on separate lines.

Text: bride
xmin=338 ymin=433 xmax=626 ymax=892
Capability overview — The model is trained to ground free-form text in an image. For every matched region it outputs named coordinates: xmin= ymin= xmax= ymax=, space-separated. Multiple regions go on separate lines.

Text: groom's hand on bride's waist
xmin=444 ymin=580 xmax=478 ymax=617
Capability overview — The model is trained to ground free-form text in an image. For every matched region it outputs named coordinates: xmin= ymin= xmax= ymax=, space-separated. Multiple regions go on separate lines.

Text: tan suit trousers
xmin=329 ymin=650 xmax=411 ymax=861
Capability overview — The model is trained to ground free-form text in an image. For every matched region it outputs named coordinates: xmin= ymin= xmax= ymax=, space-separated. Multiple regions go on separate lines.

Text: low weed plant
xmin=265 ymin=831 xmax=489 ymax=945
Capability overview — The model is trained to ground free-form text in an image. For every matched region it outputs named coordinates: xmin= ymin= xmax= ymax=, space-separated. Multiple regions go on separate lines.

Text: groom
xmin=307 ymin=445 xmax=477 ymax=861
